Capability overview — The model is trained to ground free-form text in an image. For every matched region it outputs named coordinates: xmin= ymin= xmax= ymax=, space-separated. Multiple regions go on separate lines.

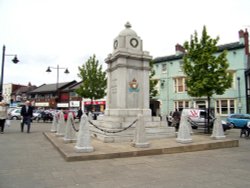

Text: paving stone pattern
xmin=0 ymin=120 xmax=250 ymax=188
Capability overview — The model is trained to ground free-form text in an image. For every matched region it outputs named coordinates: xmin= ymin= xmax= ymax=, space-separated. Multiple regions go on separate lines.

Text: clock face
xmin=130 ymin=38 xmax=138 ymax=48
xmin=114 ymin=40 xmax=118 ymax=49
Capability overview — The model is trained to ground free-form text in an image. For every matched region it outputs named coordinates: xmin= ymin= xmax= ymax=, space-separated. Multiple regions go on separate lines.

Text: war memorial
xmin=44 ymin=23 xmax=238 ymax=161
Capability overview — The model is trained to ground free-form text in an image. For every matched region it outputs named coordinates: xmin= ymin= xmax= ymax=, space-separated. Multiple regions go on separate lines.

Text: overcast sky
xmin=0 ymin=0 xmax=249 ymax=86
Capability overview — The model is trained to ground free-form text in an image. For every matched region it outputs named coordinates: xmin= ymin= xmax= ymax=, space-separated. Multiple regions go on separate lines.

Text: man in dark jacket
xmin=77 ymin=108 xmax=83 ymax=119
xmin=172 ymin=109 xmax=181 ymax=131
xmin=21 ymin=101 xmax=33 ymax=133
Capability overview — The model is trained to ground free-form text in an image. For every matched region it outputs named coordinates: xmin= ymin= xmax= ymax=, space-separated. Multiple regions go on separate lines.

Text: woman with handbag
xmin=0 ymin=100 xmax=8 ymax=134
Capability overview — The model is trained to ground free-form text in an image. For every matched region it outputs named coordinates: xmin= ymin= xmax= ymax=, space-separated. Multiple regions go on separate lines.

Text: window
xmin=174 ymin=77 xmax=187 ymax=93
xmin=162 ymin=64 xmax=167 ymax=73
xmin=179 ymin=60 xmax=184 ymax=71
xmin=70 ymin=92 xmax=78 ymax=97
xmin=174 ymin=101 xmax=190 ymax=111
xmin=216 ymin=99 xmax=235 ymax=115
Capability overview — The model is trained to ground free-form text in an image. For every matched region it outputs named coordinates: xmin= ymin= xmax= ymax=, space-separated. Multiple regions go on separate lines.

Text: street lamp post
xmin=237 ymin=77 xmax=242 ymax=113
xmin=1 ymin=45 xmax=19 ymax=100
xmin=46 ymin=65 xmax=69 ymax=104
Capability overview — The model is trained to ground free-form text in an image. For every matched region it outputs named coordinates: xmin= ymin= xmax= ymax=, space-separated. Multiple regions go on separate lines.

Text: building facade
xmin=28 ymin=81 xmax=77 ymax=108
xmin=26 ymin=81 xmax=106 ymax=112
xmin=3 ymin=83 xmax=36 ymax=106
xmin=153 ymin=29 xmax=249 ymax=118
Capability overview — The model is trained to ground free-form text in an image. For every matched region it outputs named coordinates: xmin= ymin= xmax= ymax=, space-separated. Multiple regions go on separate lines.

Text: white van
xmin=184 ymin=108 xmax=230 ymax=131
xmin=185 ymin=108 xmax=215 ymax=129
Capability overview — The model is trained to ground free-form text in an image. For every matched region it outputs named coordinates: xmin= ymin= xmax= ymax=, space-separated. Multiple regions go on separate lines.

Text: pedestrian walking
xmin=77 ymin=108 xmax=83 ymax=119
xmin=0 ymin=100 xmax=8 ymax=134
xmin=172 ymin=109 xmax=181 ymax=131
xmin=20 ymin=101 xmax=33 ymax=133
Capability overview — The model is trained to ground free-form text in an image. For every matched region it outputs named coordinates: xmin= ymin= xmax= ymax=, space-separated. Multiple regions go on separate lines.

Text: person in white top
xmin=0 ymin=101 xmax=8 ymax=134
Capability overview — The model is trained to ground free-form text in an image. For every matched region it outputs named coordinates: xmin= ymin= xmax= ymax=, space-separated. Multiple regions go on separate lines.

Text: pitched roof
xmin=29 ymin=81 xmax=76 ymax=93
xmin=61 ymin=81 xmax=83 ymax=92
xmin=13 ymin=86 xmax=37 ymax=94
xmin=217 ymin=42 xmax=245 ymax=52
xmin=154 ymin=42 xmax=245 ymax=63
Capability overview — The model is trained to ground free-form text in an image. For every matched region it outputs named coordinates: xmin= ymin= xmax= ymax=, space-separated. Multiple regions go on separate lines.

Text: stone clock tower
xmin=105 ymin=22 xmax=152 ymax=117
xmin=92 ymin=22 xmax=175 ymax=142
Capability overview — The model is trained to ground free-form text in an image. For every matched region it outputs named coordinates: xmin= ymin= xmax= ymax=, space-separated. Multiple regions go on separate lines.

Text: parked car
xmin=7 ymin=107 xmax=16 ymax=114
xmin=8 ymin=108 xmax=21 ymax=120
xmin=32 ymin=110 xmax=43 ymax=120
xmin=226 ymin=114 xmax=250 ymax=128
xmin=37 ymin=111 xmax=53 ymax=122
xmin=186 ymin=109 xmax=214 ymax=129
xmin=185 ymin=108 xmax=232 ymax=131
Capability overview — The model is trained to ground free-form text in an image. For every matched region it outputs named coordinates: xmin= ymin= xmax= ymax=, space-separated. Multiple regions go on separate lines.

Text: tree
xmin=149 ymin=60 xmax=158 ymax=99
xmin=76 ymin=55 xmax=107 ymax=111
xmin=183 ymin=26 xmax=233 ymax=132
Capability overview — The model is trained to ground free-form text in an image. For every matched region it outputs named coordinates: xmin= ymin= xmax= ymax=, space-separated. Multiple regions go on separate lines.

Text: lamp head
xmin=46 ymin=67 xmax=52 ymax=72
xmin=64 ymin=68 xmax=69 ymax=74
xmin=12 ymin=56 xmax=19 ymax=64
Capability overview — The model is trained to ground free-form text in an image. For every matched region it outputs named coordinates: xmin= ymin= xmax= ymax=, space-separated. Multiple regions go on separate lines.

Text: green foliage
xmin=183 ymin=26 xmax=233 ymax=98
xmin=149 ymin=60 xmax=158 ymax=98
xmin=76 ymin=55 xmax=107 ymax=100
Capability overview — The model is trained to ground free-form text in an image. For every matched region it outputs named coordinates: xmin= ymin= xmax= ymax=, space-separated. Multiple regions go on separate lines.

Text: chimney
xmin=244 ymin=29 xmax=249 ymax=55
xmin=239 ymin=29 xmax=249 ymax=55
xmin=175 ymin=43 xmax=185 ymax=55
xmin=239 ymin=29 xmax=244 ymax=39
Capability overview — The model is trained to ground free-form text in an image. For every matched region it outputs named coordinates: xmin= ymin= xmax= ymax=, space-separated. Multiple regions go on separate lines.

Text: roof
xmin=13 ymin=85 xmax=37 ymax=94
xmin=29 ymin=81 xmax=76 ymax=93
xmin=61 ymin=81 xmax=83 ymax=92
xmin=119 ymin=22 xmax=137 ymax=37
xmin=217 ymin=42 xmax=245 ymax=52
xmin=154 ymin=42 xmax=246 ymax=63
xmin=154 ymin=54 xmax=184 ymax=63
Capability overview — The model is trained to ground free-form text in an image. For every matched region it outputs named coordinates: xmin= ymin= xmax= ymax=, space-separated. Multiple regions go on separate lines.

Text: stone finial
xmin=125 ymin=22 xmax=132 ymax=29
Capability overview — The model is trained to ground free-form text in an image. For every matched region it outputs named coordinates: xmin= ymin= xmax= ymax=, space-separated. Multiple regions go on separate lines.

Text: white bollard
xmin=176 ymin=109 xmax=192 ymax=144
xmin=211 ymin=114 xmax=226 ymax=139
xmin=74 ymin=113 xmax=94 ymax=152
xmin=88 ymin=111 xmax=93 ymax=120
xmin=50 ymin=112 xmax=58 ymax=133
xmin=63 ymin=112 xmax=77 ymax=143
xmin=187 ymin=118 xmax=194 ymax=135
xmin=132 ymin=114 xmax=150 ymax=148
xmin=55 ymin=110 xmax=65 ymax=137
